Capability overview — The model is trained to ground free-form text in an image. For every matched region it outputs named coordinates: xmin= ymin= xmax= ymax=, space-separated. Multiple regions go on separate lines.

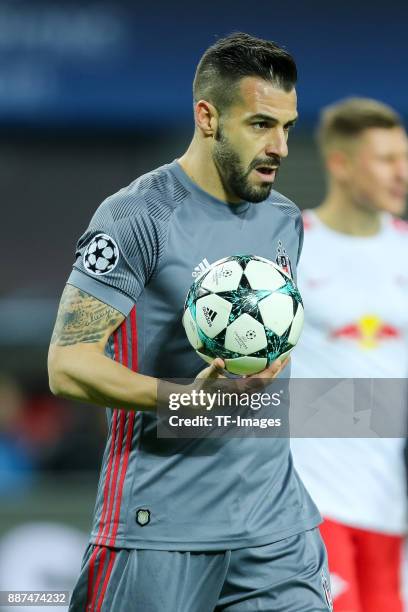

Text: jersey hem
xmin=89 ymin=513 xmax=322 ymax=551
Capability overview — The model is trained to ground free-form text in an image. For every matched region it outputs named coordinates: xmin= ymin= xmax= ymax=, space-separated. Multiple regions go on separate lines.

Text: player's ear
xmin=194 ymin=100 xmax=218 ymax=137
xmin=326 ymin=149 xmax=352 ymax=182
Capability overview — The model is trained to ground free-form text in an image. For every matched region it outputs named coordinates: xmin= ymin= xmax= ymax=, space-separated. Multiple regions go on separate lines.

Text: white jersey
xmin=291 ymin=210 xmax=408 ymax=534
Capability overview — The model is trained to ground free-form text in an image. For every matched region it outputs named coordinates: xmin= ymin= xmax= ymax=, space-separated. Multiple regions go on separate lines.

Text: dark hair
xmin=318 ymin=97 xmax=403 ymax=155
xmin=193 ymin=32 xmax=297 ymax=111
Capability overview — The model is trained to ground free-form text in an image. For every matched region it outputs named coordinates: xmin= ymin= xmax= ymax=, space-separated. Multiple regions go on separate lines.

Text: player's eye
xmin=253 ymin=121 xmax=269 ymax=130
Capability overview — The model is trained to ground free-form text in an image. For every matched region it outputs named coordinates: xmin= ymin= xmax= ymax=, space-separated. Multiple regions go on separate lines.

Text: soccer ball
xmin=182 ymin=254 xmax=304 ymax=375
xmin=83 ymin=233 xmax=119 ymax=275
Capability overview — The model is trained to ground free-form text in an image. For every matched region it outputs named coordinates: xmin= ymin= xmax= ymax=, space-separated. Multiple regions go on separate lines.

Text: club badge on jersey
xmin=275 ymin=240 xmax=293 ymax=278
xmin=136 ymin=508 xmax=151 ymax=526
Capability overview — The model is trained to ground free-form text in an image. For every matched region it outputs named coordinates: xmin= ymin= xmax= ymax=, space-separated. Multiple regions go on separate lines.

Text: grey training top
xmin=67 ymin=160 xmax=320 ymax=550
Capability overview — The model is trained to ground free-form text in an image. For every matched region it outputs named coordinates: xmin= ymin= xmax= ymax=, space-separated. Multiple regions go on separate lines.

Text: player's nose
xmin=265 ymin=129 xmax=288 ymax=159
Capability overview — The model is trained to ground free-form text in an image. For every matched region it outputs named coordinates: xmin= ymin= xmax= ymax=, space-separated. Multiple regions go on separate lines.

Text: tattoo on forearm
xmin=51 ymin=285 xmax=123 ymax=346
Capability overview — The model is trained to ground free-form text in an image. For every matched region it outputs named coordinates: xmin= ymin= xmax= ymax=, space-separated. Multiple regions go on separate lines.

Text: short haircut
xmin=318 ymin=97 xmax=403 ymax=156
xmin=193 ymin=32 xmax=297 ymax=112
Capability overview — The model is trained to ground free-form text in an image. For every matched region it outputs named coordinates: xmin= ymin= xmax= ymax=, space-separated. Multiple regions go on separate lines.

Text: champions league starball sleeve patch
xmin=83 ymin=233 xmax=120 ymax=276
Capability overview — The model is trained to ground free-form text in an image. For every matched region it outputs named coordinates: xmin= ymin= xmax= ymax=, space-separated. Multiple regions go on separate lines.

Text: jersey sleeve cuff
xmin=67 ymin=269 xmax=134 ymax=316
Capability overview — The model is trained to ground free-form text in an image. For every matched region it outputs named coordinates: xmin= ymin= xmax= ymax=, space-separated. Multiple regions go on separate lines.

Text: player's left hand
xmin=246 ymin=356 xmax=290 ymax=378
xmin=238 ymin=356 xmax=290 ymax=393
xmin=195 ymin=357 xmax=226 ymax=381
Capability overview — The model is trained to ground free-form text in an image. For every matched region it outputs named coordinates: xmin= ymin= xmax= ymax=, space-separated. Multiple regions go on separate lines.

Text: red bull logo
xmin=331 ymin=315 xmax=400 ymax=349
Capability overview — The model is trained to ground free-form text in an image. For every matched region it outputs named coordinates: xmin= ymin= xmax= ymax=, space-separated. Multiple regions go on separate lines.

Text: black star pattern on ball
xmin=229 ymin=254 xmax=256 ymax=270
xmin=217 ymin=277 xmax=272 ymax=325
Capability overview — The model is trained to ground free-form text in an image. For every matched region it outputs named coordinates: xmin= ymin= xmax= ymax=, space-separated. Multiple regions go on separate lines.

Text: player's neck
xmin=315 ymin=190 xmax=382 ymax=237
xmin=178 ymin=140 xmax=243 ymax=204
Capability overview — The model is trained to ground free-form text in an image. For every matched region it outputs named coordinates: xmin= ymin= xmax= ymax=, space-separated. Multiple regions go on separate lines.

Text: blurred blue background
xmin=0 ymin=0 xmax=407 ymax=127
xmin=1 ymin=2 xmax=408 ymax=608
xmin=3 ymin=0 xmax=408 ymax=325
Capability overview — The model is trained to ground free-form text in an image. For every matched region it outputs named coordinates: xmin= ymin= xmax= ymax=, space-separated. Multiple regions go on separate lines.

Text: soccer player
xmin=48 ymin=33 xmax=331 ymax=611
xmin=291 ymin=98 xmax=408 ymax=611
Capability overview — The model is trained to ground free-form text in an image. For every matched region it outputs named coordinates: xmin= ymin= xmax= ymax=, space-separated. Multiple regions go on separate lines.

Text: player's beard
xmin=212 ymin=124 xmax=279 ymax=203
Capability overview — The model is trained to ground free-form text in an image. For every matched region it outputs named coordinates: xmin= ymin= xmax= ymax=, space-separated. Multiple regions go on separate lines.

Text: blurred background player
xmin=291 ymin=98 xmax=408 ymax=611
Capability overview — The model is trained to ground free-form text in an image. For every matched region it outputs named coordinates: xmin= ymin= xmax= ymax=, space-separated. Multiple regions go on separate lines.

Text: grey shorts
xmin=69 ymin=528 xmax=332 ymax=611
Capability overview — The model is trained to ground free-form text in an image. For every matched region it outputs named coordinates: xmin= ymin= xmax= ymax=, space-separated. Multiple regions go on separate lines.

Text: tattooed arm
xmin=50 ymin=285 xmax=125 ymax=347
xmin=48 ymin=285 xmax=161 ymax=411
xmin=48 ymin=285 xmax=224 ymax=411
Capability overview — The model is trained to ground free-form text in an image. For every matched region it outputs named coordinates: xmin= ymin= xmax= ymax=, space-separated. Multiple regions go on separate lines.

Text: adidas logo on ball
xmin=202 ymin=306 xmax=217 ymax=327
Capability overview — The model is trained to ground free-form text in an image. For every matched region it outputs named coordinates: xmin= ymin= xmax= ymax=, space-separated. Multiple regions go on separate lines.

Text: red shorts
xmin=320 ymin=517 xmax=403 ymax=612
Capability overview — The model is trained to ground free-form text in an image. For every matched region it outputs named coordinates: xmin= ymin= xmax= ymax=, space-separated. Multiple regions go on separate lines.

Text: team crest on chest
xmin=275 ymin=240 xmax=293 ymax=278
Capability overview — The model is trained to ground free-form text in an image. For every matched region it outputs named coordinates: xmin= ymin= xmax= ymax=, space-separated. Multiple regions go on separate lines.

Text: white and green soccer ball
xmin=182 ymin=254 xmax=304 ymax=375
